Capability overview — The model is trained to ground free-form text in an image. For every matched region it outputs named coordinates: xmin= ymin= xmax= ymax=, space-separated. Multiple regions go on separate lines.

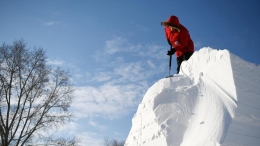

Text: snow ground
xmin=124 ymin=48 xmax=260 ymax=146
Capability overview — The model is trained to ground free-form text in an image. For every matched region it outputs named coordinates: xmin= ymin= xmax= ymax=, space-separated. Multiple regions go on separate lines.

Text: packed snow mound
xmin=124 ymin=47 xmax=260 ymax=146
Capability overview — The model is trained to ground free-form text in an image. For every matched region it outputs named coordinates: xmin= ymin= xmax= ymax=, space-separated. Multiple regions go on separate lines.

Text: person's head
xmin=167 ymin=15 xmax=180 ymax=26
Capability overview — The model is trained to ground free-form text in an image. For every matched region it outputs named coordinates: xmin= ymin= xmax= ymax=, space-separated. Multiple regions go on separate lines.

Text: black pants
xmin=176 ymin=52 xmax=193 ymax=74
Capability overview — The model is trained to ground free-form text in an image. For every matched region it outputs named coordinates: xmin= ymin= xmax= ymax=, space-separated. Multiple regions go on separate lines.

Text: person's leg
xmin=183 ymin=52 xmax=193 ymax=61
xmin=176 ymin=55 xmax=183 ymax=74
xmin=177 ymin=52 xmax=193 ymax=74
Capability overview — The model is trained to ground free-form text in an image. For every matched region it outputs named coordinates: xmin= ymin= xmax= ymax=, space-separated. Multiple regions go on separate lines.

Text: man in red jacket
xmin=162 ymin=15 xmax=194 ymax=74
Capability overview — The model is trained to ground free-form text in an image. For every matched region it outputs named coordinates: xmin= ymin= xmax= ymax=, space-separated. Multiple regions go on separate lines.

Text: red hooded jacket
xmin=164 ymin=16 xmax=194 ymax=57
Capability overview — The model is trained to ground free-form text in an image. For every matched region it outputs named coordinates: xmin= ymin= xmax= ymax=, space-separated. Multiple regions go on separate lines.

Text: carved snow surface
xmin=124 ymin=48 xmax=260 ymax=146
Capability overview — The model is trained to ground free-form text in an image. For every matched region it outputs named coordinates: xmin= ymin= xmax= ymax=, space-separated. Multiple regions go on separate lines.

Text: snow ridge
xmin=125 ymin=47 xmax=260 ymax=146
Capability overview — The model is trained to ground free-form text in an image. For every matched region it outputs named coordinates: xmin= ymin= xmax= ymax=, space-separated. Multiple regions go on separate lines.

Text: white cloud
xmin=70 ymin=36 xmax=169 ymax=120
xmin=92 ymin=72 xmax=112 ymax=82
xmin=147 ymin=60 xmax=156 ymax=68
xmin=136 ymin=44 xmax=166 ymax=59
xmin=103 ymin=36 xmax=166 ymax=58
xmin=77 ymin=132 xmax=103 ymax=146
xmin=89 ymin=120 xmax=107 ymax=130
xmin=42 ymin=21 xmax=60 ymax=26
xmin=55 ymin=124 xmax=104 ymax=146
xmin=105 ymin=37 xmax=127 ymax=55
xmin=72 ymin=83 xmax=145 ymax=119
xmin=45 ymin=36 xmax=169 ymax=121
xmin=94 ymin=36 xmax=167 ymax=66
xmin=47 ymin=59 xmax=65 ymax=66
xmin=56 ymin=121 xmax=80 ymax=135
xmin=47 ymin=36 xmax=171 ymax=145
xmin=74 ymin=73 xmax=83 ymax=80
xmin=111 ymin=62 xmax=147 ymax=83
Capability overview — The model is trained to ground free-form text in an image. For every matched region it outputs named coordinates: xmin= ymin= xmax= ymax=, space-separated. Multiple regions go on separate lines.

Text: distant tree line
xmin=104 ymin=138 xmax=125 ymax=146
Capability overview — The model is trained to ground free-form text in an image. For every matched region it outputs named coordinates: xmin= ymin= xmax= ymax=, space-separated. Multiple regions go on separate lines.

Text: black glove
xmin=167 ymin=48 xmax=176 ymax=56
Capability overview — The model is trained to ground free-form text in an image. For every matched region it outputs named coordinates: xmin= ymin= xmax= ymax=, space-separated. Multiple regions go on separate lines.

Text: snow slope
xmin=124 ymin=48 xmax=260 ymax=146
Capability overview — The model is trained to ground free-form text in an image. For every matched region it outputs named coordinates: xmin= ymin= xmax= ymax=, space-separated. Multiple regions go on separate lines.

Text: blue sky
xmin=1 ymin=0 xmax=260 ymax=145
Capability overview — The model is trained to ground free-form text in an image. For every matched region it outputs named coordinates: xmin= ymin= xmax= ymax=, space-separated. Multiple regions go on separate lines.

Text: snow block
xmin=125 ymin=48 xmax=260 ymax=146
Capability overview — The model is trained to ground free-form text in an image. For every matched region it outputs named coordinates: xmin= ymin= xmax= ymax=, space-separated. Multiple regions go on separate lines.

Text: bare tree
xmin=104 ymin=138 xmax=125 ymax=146
xmin=0 ymin=40 xmax=77 ymax=146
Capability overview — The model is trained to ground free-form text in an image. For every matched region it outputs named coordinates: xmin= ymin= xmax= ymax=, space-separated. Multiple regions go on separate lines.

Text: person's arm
xmin=168 ymin=29 xmax=189 ymax=51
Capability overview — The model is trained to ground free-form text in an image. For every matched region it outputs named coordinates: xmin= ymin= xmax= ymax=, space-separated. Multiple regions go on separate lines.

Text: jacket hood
xmin=168 ymin=15 xmax=180 ymax=26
